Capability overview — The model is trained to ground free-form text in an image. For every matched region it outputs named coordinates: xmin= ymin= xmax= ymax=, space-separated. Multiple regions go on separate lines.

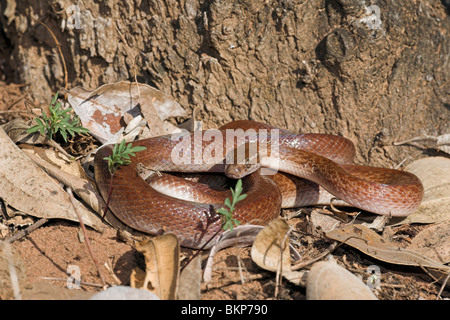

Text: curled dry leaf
xmin=0 ymin=127 xmax=104 ymax=230
xmin=130 ymin=234 xmax=180 ymax=300
xmin=251 ymin=218 xmax=292 ymax=273
xmin=67 ymin=81 xmax=186 ymax=144
xmin=1 ymin=118 xmax=45 ymax=145
xmin=391 ymin=156 xmax=450 ymax=226
xmin=250 ymin=218 xmax=305 ymax=285
xmin=21 ymin=144 xmax=86 ymax=178
xmin=306 ymin=260 xmax=378 ymax=300
xmin=326 ymin=224 xmax=450 ymax=272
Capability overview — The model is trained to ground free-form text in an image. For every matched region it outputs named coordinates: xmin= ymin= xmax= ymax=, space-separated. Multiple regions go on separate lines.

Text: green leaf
xmin=237 ymin=194 xmax=247 ymax=202
xmin=51 ymin=92 xmax=59 ymax=105
xmin=224 ymin=197 xmax=232 ymax=209
xmin=27 ymin=124 xmax=42 ymax=134
xmin=60 ymin=129 xmax=68 ymax=142
xmin=217 ymin=208 xmax=229 ymax=215
xmin=235 ymin=179 xmax=243 ymax=192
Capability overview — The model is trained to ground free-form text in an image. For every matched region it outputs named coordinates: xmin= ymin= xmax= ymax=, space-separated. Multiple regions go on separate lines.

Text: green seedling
xmin=217 ymin=179 xmax=246 ymax=231
xmin=103 ymin=139 xmax=147 ymax=175
xmin=27 ymin=92 xmax=89 ymax=142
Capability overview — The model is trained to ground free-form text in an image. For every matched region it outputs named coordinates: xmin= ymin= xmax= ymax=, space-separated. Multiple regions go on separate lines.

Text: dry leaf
xmin=407 ymin=221 xmax=450 ymax=264
xmin=394 ymin=134 xmax=450 ymax=154
xmin=251 ymin=218 xmax=292 ymax=272
xmin=310 ymin=210 xmax=345 ymax=234
xmin=306 ymin=260 xmax=378 ymax=300
xmin=130 ymin=234 xmax=180 ymax=300
xmin=67 ymin=81 xmax=186 ymax=143
xmin=0 ymin=127 xmax=103 ymax=230
xmin=21 ymin=145 xmax=86 ymax=178
xmin=250 ymin=218 xmax=305 ymax=286
xmin=326 ymin=224 xmax=450 ymax=272
xmin=391 ymin=157 xmax=450 ymax=225
xmin=1 ymin=118 xmax=45 ymax=144
xmin=177 ymin=255 xmax=202 ymax=300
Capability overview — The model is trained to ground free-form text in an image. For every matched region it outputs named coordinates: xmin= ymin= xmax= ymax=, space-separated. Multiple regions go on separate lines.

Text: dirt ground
xmin=0 ymin=81 xmax=447 ymax=300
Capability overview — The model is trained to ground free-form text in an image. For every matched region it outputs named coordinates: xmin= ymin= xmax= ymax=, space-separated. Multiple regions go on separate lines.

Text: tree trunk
xmin=1 ymin=0 xmax=449 ymax=166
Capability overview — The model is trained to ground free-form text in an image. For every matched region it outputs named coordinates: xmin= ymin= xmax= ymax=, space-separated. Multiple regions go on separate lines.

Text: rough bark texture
xmin=1 ymin=0 xmax=449 ymax=166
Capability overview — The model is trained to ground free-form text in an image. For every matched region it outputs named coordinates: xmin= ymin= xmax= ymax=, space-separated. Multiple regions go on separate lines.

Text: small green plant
xmin=27 ymin=92 xmax=89 ymax=142
xmin=217 ymin=179 xmax=246 ymax=231
xmin=103 ymin=139 xmax=147 ymax=175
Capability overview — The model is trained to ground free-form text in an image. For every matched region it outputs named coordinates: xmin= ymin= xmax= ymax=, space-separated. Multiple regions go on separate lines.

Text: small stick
xmin=66 ymin=187 xmax=107 ymax=289
xmin=274 ymin=225 xmax=292 ymax=299
xmin=7 ymin=218 xmax=49 ymax=243
xmin=436 ymin=272 xmax=449 ymax=300
xmin=291 ymin=242 xmax=339 ymax=270
xmin=6 ymin=94 xmax=27 ymax=110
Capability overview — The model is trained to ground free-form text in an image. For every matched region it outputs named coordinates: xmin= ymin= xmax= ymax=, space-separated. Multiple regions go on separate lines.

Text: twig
xmin=66 ymin=187 xmax=107 ymax=289
xmin=274 ymin=225 xmax=292 ymax=299
xmin=291 ymin=242 xmax=339 ymax=270
xmin=7 ymin=218 xmax=49 ymax=243
xmin=436 ymin=272 xmax=449 ymax=300
xmin=393 ymin=135 xmax=438 ymax=145
xmin=104 ymin=260 xmax=122 ymax=285
xmin=6 ymin=94 xmax=27 ymax=110
xmin=236 ymin=255 xmax=247 ymax=284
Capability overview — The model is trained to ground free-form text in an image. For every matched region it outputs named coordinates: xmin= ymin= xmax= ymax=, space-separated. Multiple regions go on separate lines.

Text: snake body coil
xmin=94 ymin=121 xmax=423 ymax=248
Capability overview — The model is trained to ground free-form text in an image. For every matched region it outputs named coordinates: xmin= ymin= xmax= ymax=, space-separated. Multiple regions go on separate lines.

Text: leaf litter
xmin=0 ymin=81 xmax=448 ymax=299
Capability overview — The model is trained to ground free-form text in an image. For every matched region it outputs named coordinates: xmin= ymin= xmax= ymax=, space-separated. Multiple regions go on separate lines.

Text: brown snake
xmin=94 ymin=120 xmax=423 ymax=249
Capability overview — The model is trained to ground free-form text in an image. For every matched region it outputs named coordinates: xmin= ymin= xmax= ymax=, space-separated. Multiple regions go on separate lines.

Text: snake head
xmin=225 ymin=162 xmax=261 ymax=179
xmin=224 ymin=141 xmax=262 ymax=178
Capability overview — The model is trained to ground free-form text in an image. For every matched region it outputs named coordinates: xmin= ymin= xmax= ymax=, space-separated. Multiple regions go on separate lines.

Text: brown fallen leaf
xmin=326 ymin=224 xmax=450 ymax=272
xmin=394 ymin=134 xmax=450 ymax=154
xmin=66 ymin=81 xmax=186 ymax=144
xmin=251 ymin=218 xmax=292 ymax=273
xmin=177 ymin=255 xmax=202 ymax=300
xmin=0 ymin=127 xmax=103 ymax=230
xmin=306 ymin=260 xmax=378 ymax=300
xmin=21 ymin=144 xmax=86 ymax=178
xmin=1 ymin=118 xmax=45 ymax=145
xmin=391 ymin=157 xmax=450 ymax=226
xmin=130 ymin=234 xmax=180 ymax=300
xmin=407 ymin=221 xmax=450 ymax=265
xmin=250 ymin=218 xmax=305 ymax=287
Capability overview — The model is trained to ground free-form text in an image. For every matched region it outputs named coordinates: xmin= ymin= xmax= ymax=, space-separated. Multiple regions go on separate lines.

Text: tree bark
xmin=1 ymin=0 xmax=449 ymax=166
